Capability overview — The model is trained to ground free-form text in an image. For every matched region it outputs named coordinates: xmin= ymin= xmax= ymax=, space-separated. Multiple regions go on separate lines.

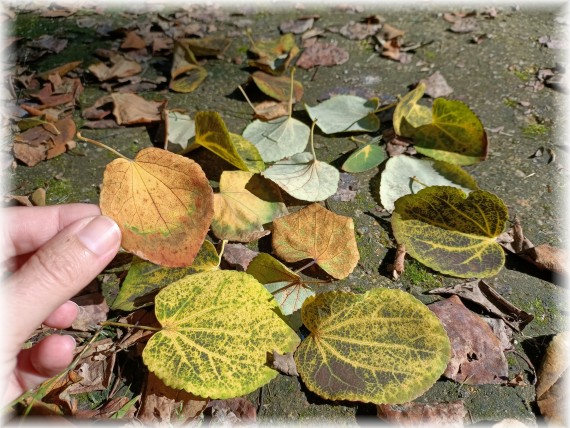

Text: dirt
xmin=6 ymin=3 xmax=568 ymax=425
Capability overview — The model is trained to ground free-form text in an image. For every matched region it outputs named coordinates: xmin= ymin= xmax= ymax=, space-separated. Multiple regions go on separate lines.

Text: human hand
xmin=1 ymin=204 xmax=121 ymax=405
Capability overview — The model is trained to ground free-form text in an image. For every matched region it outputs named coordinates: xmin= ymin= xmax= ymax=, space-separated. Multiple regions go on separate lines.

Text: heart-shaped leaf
xmin=391 ymin=186 xmax=508 ymax=278
xmin=295 ymin=288 xmax=451 ymax=404
xmin=305 ymin=95 xmax=380 ymax=134
xmin=342 ymin=142 xmax=386 ymax=173
xmin=142 ymin=271 xmax=300 ymax=399
xmin=242 ymin=116 xmax=310 ymax=163
xmin=380 ymin=155 xmax=478 ymax=212
xmin=262 ymin=152 xmax=339 ymax=202
xmin=100 ymin=147 xmax=214 ymax=267
xmin=212 ymin=171 xmax=288 ymax=242
xmin=111 ymin=240 xmax=220 ymax=311
xmin=272 ymin=203 xmax=359 ymax=279
xmin=195 ymin=111 xmax=251 ymax=171
xmin=403 ymin=99 xmax=488 ymax=165
xmin=251 ymin=71 xmax=304 ymax=102
xmin=392 ymin=83 xmax=432 ymax=137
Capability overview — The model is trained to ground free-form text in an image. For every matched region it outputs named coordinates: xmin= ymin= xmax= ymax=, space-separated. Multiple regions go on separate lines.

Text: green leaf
xmin=143 ymin=271 xmax=300 ymax=399
xmin=194 ymin=111 xmax=251 ymax=171
xmin=242 ymin=116 xmax=310 ymax=163
xmin=230 ymin=133 xmax=266 ymax=173
xmin=342 ymin=143 xmax=386 ymax=173
xmin=295 ymin=288 xmax=451 ymax=404
xmin=380 ymin=156 xmax=479 ymax=212
xmin=392 ymin=83 xmax=432 ymax=137
xmin=272 ymin=203 xmax=359 ymax=279
xmin=305 ymin=95 xmax=380 ymax=134
xmin=392 ymin=186 xmax=508 ymax=278
xmin=246 ymin=253 xmax=315 ymax=320
xmin=212 ymin=171 xmax=288 ymax=242
xmin=166 ymin=111 xmax=195 ymax=151
xmin=251 ymin=71 xmax=304 ymax=102
xmin=262 ymin=152 xmax=339 ymax=202
xmin=404 ymin=99 xmax=488 ymax=165
xmin=111 ymin=240 xmax=220 ymax=311
xmin=248 ymin=33 xmax=299 ymax=75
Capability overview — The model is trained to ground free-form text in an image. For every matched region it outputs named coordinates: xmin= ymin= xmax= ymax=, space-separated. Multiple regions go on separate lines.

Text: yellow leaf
xmin=142 ymin=271 xmax=300 ymax=399
xmin=393 ymin=83 xmax=432 ymax=136
xmin=100 ymin=147 xmax=214 ymax=267
xmin=295 ymin=289 xmax=451 ymax=404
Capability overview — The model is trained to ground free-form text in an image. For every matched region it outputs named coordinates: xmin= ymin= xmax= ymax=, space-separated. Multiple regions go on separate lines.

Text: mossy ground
xmin=7 ymin=4 xmax=567 ymax=425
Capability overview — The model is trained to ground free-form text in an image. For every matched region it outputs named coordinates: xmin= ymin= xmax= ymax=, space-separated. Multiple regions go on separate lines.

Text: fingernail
xmin=77 ymin=216 xmax=121 ymax=256
xmin=61 ymin=334 xmax=76 ymax=349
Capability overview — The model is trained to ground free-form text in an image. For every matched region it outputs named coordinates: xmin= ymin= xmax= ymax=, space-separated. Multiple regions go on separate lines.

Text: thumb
xmin=4 ymin=215 xmax=121 ymax=345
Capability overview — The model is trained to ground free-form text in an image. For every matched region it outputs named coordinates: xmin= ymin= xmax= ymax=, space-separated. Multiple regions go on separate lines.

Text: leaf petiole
xmin=309 ymin=120 xmax=318 ymax=161
xmin=295 ymin=259 xmax=316 ymax=274
xmin=100 ymin=321 xmax=161 ymax=332
xmin=410 ymin=176 xmax=430 ymax=188
xmin=76 ymin=132 xmax=131 ymax=161
xmin=374 ymin=102 xmax=398 ymax=114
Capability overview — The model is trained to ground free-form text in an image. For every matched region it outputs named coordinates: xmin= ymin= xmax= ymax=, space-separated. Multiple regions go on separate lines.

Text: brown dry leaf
xmin=280 ymin=17 xmax=316 ymax=34
xmin=536 ymin=332 xmax=569 ymax=426
xmin=4 ymin=194 xmax=33 ymax=206
xmin=117 ymin=309 xmax=158 ymax=350
xmin=381 ymin=23 xmax=405 ymax=40
xmin=296 ymin=41 xmax=349 ymax=69
xmin=37 ymin=60 xmax=82 ymax=80
xmin=419 ymin=71 xmax=453 ymax=98
xmin=31 ymin=188 xmax=46 ymax=206
xmin=254 ymin=100 xmax=290 ymax=120
xmin=138 ymin=372 xmax=208 ymax=424
xmin=76 ymin=396 xmax=138 ymax=419
xmin=429 ymin=295 xmax=508 ymax=384
xmin=13 ymin=117 xmax=76 ymax=167
xmin=66 ymin=338 xmax=116 ymax=395
xmin=427 ymin=280 xmax=534 ymax=332
xmin=27 ymin=35 xmax=68 ymax=53
xmin=70 ymin=293 xmax=109 ymax=332
xmin=22 ymin=371 xmax=79 ymax=416
xmin=208 ymin=398 xmax=257 ymax=424
xmin=377 ymin=400 xmax=467 ymax=426
xmin=88 ymin=54 xmax=142 ymax=81
xmin=110 ymin=93 xmax=164 ymax=125
xmin=222 ymin=243 xmax=259 ymax=271
xmin=339 ymin=21 xmax=382 ymax=40
xmin=450 ymin=17 xmax=479 ymax=33
xmin=390 ymin=243 xmax=406 ymax=280
xmin=121 ymin=31 xmax=146 ymax=50
xmin=272 ymin=350 xmax=298 ymax=376
xmin=30 ymin=77 xmax=83 ymax=109
xmin=520 ymin=244 xmax=567 ymax=275
xmin=82 ymin=95 xmax=113 ymax=120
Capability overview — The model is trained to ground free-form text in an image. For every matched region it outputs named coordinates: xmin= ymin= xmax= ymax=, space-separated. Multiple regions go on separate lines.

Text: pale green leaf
xmin=380 ymin=156 xmax=479 ymax=212
xmin=392 ymin=83 xmax=432 ymax=137
xmin=261 ymin=152 xmax=339 ymax=202
xmin=295 ymin=288 xmax=451 ymax=404
xmin=143 ymin=271 xmax=300 ymax=399
xmin=166 ymin=111 xmax=195 ymax=151
xmin=342 ymin=143 xmax=385 ymax=173
xmin=305 ymin=95 xmax=380 ymax=134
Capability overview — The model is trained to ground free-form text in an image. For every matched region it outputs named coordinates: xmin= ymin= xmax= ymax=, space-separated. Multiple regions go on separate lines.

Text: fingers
xmin=2 ymin=204 xmax=102 ymax=260
xmin=43 ymin=301 xmax=79 ymax=329
xmin=4 ymin=215 xmax=121 ymax=346
xmin=6 ymin=335 xmax=76 ymax=403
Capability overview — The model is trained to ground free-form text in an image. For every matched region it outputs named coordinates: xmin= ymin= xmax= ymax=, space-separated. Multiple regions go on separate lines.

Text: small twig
xmin=294 ymin=260 xmax=316 ymax=274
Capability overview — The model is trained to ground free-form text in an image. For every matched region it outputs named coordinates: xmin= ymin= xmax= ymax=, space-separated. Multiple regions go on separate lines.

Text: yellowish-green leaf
xmin=100 ymin=147 xmax=214 ymax=267
xmin=404 ymin=99 xmax=488 ymax=165
xmin=342 ymin=143 xmax=386 ymax=173
xmin=248 ymin=33 xmax=299 ymax=75
xmin=230 ymin=133 xmax=266 ymax=173
xmin=393 ymin=83 xmax=432 ymax=137
xmin=112 ymin=240 xmax=220 ymax=311
xmin=170 ymin=41 xmax=207 ymax=93
xmin=295 ymin=288 xmax=451 ymax=404
xmin=251 ymin=71 xmax=304 ymax=102
xmin=212 ymin=171 xmax=288 ymax=242
xmin=392 ymin=186 xmax=508 ymax=278
xmin=194 ymin=111 xmax=250 ymax=171
xmin=142 ymin=271 xmax=300 ymax=399
xmin=272 ymin=203 xmax=359 ymax=279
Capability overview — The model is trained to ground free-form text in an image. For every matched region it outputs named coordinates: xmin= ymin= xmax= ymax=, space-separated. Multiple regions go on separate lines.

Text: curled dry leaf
xmin=100 ymin=147 xmax=214 ymax=267
xmin=111 ymin=93 xmax=164 ymax=125
xmin=429 ymin=295 xmax=508 ymax=384
xmin=221 ymin=243 xmax=259 ymax=271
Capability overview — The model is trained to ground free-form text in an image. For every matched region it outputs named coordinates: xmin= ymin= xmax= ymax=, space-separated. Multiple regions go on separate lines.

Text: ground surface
xmin=6 ymin=3 xmax=568 ymax=426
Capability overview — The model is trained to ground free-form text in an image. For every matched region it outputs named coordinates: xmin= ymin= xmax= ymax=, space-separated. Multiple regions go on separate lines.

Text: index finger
xmin=1 ymin=204 xmax=102 ymax=259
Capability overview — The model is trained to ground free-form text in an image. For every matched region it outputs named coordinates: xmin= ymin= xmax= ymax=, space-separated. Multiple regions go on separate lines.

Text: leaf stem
xmin=349 ymin=136 xmax=368 ymax=146
xmin=374 ymin=101 xmax=398 ymax=113
xmin=217 ymin=240 xmax=228 ymax=264
xmin=288 ymin=67 xmax=296 ymax=119
xmin=237 ymin=85 xmax=257 ymax=114
xmin=100 ymin=321 xmax=161 ymax=332
xmin=294 ymin=259 xmax=316 ymax=274
xmin=302 ymin=279 xmax=331 ymax=285
xmin=410 ymin=176 xmax=429 ymax=188
xmin=309 ymin=120 xmax=318 ymax=161
xmin=76 ymin=132 xmax=130 ymax=161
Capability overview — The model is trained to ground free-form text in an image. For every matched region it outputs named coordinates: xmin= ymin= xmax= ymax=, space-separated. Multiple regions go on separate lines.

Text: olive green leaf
xmin=342 ymin=142 xmax=386 ymax=173
xmin=403 ymin=99 xmax=488 ymax=165
xmin=170 ymin=41 xmax=208 ymax=93
xmin=143 ymin=270 xmax=300 ymax=399
xmin=272 ymin=203 xmax=359 ymax=279
xmin=251 ymin=71 xmax=304 ymax=102
xmin=111 ymin=240 xmax=220 ymax=312
xmin=380 ymin=155 xmax=478 ymax=212
xmin=392 ymin=82 xmax=432 ymax=137
xmin=392 ymin=186 xmax=508 ymax=278
xmin=246 ymin=253 xmax=315 ymax=319
xmin=305 ymin=95 xmax=380 ymax=134
xmin=295 ymin=288 xmax=451 ymax=404
xmin=261 ymin=152 xmax=339 ymax=202
xmin=212 ymin=171 xmax=288 ymax=242
xmin=194 ymin=111 xmax=250 ymax=171
xmin=248 ymin=33 xmax=299 ymax=75
xmin=230 ymin=133 xmax=265 ymax=173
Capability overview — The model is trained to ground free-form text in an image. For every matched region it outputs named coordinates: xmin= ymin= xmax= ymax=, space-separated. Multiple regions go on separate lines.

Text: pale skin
xmin=1 ymin=204 xmax=121 ymax=406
